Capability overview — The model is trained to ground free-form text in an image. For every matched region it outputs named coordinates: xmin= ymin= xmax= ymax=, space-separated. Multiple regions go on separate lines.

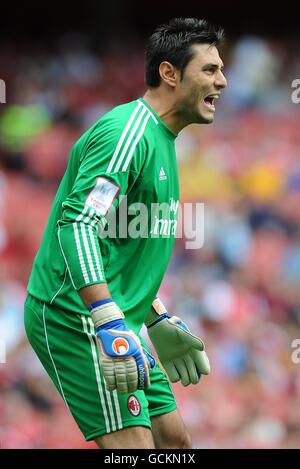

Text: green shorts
xmin=24 ymin=294 xmax=177 ymax=441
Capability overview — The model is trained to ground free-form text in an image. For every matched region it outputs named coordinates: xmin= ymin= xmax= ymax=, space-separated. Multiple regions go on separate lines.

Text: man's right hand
xmin=90 ymin=299 xmax=155 ymax=393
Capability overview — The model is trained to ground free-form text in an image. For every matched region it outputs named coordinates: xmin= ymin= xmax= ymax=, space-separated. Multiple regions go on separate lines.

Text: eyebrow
xmin=203 ymin=62 xmax=225 ymax=70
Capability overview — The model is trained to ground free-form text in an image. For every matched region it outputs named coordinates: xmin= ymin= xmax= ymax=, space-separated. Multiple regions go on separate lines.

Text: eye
xmin=203 ymin=68 xmax=214 ymax=75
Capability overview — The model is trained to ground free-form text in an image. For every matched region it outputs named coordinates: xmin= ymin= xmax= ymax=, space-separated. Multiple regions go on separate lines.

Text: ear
xmin=159 ymin=61 xmax=178 ymax=88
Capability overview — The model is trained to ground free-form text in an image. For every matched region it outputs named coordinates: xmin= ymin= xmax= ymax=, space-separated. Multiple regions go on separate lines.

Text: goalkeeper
xmin=24 ymin=17 xmax=227 ymax=449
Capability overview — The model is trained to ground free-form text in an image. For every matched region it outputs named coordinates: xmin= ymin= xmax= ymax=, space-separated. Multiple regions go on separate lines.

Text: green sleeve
xmin=58 ymin=118 xmax=147 ymax=291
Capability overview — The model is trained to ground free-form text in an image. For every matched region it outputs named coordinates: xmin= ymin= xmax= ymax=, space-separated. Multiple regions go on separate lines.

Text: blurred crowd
xmin=1 ymin=33 xmax=300 ymax=448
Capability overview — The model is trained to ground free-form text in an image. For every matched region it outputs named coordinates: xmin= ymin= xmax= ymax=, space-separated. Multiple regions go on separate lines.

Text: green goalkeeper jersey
xmin=27 ymin=98 xmax=179 ymax=333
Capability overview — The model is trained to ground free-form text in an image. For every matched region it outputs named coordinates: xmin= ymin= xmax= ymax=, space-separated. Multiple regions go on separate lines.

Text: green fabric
xmin=148 ymin=316 xmax=211 ymax=386
xmin=27 ymin=98 xmax=179 ymax=334
xmin=24 ymin=294 xmax=176 ymax=441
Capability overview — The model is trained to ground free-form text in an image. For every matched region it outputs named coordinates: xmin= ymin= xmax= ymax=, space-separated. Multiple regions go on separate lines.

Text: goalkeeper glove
xmin=145 ymin=298 xmax=210 ymax=386
xmin=90 ymin=298 xmax=155 ymax=393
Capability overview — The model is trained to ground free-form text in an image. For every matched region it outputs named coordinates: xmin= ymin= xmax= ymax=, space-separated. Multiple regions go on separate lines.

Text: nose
xmin=215 ymin=70 xmax=227 ymax=90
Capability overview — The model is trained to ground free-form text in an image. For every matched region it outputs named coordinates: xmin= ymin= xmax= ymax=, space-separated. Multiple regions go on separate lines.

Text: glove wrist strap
xmin=147 ymin=313 xmax=170 ymax=329
xmin=145 ymin=297 xmax=169 ymax=328
xmin=90 ymin=298 xmax=124 ymax=329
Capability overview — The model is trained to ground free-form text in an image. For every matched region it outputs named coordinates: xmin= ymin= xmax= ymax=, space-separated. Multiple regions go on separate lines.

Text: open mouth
xmin=203 ymin=94 xmax=219 ymax=111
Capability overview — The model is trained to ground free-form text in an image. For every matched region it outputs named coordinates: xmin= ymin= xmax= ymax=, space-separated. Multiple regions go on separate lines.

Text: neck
xmin=143 ymin=88 xmax=190 ymax=135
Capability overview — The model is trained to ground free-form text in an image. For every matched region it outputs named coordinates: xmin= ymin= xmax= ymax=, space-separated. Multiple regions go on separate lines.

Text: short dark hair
xmin=145 ymin=18 xmax=224 ymax=88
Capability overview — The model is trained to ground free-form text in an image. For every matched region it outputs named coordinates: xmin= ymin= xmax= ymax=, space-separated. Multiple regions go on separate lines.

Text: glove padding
xmin=91 ymin=300 xmax=155 ymax=393
xmin=147 ymin=315 xmax=210 ymax=386
xmin=96 ymin=319 xmax=155 ymax=393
